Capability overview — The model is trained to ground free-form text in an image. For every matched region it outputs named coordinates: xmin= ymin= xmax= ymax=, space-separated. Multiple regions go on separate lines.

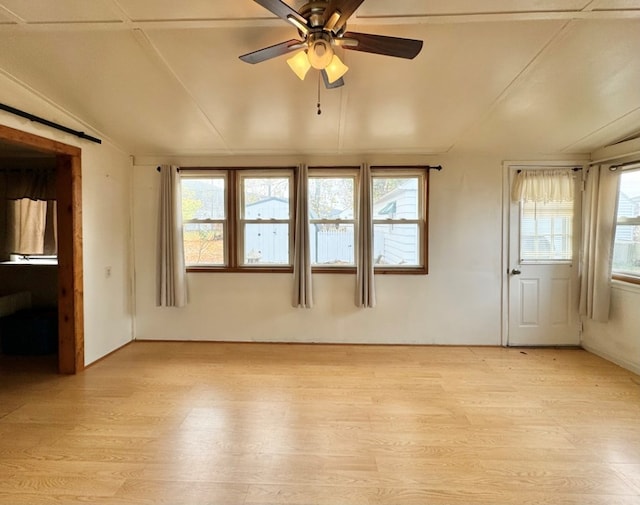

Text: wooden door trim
xmin=0 ymin=123 xmax=84 ymax=373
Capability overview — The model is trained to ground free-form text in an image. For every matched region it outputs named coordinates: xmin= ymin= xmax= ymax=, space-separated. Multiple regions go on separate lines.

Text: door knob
xmin=511 ymin=268 xmax=521 ymax=275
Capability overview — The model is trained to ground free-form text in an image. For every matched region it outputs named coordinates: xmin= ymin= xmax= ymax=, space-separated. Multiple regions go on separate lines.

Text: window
xmin=181 ymin=169 xmax=294 ymax=270
xmin=239 ymin=172 xmax=293 ymax=266
xmin=612 ymin=169 xmax=640 ymax=283
xmin=181 ymin=166 xmax=429 ymax=274
xmin=181 ymin=173 xmax=227 ymax=267
xmin=371 ymin=169 xmax=428 ymax=272
xmin=308 ymin=170 xmax=357 ymax=268
xmin=519 ymin=200 xmax=573 ymax=262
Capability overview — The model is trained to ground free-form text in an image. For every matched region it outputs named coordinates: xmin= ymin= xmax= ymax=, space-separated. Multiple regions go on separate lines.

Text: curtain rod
xmin=0 ymin=103 xmax=102 ymax=144
xmin=609 ymin=160 xmax=640 ymax=171
xmin=516 ymin=167 xmax=582 ymax=173
xmin=157 ymin=165 xmax=443 ymax=172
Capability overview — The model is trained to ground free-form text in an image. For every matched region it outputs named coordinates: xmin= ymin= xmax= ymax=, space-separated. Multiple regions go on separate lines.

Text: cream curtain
xmin=293 ymin=164 xmax=313 ymax=308
xmin=157 ymin=165 xmax=187 ymax=307
xmin=1 ymin=167 xmax=57 ymax=259
xmin=7 ymin=198 xmax=47 ymax=254
xmin=511 ymin=169 xmax=574 ymax=203
xmin=579 ymin=165 xmax=619 ymax=322
xmin=356 ymin=163 xmax=376 ymax=308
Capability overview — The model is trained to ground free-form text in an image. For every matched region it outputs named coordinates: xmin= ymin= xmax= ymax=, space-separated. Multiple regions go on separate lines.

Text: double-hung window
xmin=612 ymin=168 xmax=640 ymax=284
xmin=238 ymin=171 xmax=293 ymax=267
xmin=308 ymin=169 xmax=357 ymax=270
xmin=181 ymin=166 xmax=429 ymax=275
xmin=181 ymin=169 xmax=294 ymax=271
xmin=371 ymin=168 xmax=428 ymax=273
xmin=181 ymin=172 xmax=227 ymax=267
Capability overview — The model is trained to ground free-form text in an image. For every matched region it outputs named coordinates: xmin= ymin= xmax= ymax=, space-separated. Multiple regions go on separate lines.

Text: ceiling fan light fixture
xmin=307 ymin=39 xmax=334 ymax=69
xmin=287 ymin=50 xmax=311 ymax=80
xmin=324 ymin=54 xmax=349 ymax=83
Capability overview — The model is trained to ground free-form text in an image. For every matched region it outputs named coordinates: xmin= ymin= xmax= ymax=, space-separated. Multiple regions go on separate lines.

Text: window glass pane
xmin=183 ymin=223 xmax=225 ymax=266
xmin=373 ymin=177 xmax=419 ymax=219
xmin=309 ymin=223 xmax=355 ymax=265
xmin=308 ymin=177 xmax=355 ymax=219
xmin=520 ymin=200 xmax=572 ymax=261
xmin=243 ymin=223 xmax=289 ymax=265
xmin=613 ymin=170 xmax=640 ymax=276
xmin=374 ymin=223 xmax=419 ymax=266
xmin=182 ymin=178 xmax=225 ymax=220
xmin=243 ymin=178 xmax=290 ymax=219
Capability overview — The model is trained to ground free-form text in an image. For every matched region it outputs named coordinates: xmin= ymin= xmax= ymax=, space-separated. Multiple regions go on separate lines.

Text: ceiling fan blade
xmin=254 ymin=0 xmax=309 ymax=32
xmin=323 ymin=0 xmax=364 ymax=33
xmin=341 ymin=32 xmax=423 ymax=59
xmin=322 ymin=70 xmax=345 ymax=89
xmin=239 ymin=39 xmax=305 ymax=64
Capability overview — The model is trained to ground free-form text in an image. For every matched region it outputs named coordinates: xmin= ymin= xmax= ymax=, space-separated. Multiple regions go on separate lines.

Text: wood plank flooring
xmin=1 ymin=342 xmax=640 ymax=504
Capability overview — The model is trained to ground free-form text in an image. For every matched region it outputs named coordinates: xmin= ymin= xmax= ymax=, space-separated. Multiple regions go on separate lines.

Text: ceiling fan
xmin=239 ymin=0 xmax=423 ymax=88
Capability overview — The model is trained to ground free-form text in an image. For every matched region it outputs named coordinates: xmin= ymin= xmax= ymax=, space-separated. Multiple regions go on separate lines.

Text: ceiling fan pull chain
xmin=317 ymin=72 xmax=322 ymax=115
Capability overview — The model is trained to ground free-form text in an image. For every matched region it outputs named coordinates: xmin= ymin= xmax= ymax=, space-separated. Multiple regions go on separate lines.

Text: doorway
xmin=0 ymin=124 xmax=83 ymax=373
xmin=503 ymin=163 xmax=583 ymax=347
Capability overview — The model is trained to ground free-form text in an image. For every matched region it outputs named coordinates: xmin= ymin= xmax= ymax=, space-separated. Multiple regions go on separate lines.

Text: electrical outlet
xmin=105 ymin=266 xmax=112 ymax=278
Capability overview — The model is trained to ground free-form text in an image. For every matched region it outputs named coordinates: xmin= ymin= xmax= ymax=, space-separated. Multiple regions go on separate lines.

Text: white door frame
xmin=501 ymin=159 xmax=589 ymax=347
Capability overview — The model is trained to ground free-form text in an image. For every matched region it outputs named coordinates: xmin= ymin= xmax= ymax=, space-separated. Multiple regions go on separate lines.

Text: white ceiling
xmin=0 ymin=0 xmax=639 ymax=158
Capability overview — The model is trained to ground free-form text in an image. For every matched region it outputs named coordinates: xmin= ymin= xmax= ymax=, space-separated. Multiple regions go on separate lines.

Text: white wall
xmin=133 ymin=155 xmax=504 ymax=345
xmin=582 ymin=282 xmax=640 ymax=374
xmin=0 ymin=73 xmax=134 ymax=365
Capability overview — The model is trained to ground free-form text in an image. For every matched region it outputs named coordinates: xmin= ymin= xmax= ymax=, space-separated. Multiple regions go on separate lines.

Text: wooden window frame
xmin=371 ymin=167 xmax=429 ymax=275
xmin=612 ymin=168 xmax=640 ymax=285
xmin=181 ymin=170 xmax=228 ymax=269
xmin=183 ymin=166 xmax=430 ymax=275
xmin=237 ymin=170 xmax=294 ymax=270
xmin=308 ymin=168 xmax=359 ymax=274
xmin=183 ymin=168 xmax=295 ymax=273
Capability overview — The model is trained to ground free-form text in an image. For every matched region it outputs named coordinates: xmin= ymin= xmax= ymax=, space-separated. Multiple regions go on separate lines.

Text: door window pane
xmin=520 ymin=200 xmax=573 ymax=261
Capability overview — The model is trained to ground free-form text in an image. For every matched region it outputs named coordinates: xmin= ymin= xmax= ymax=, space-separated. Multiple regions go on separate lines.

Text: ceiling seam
xmin=447 ymin=19 xmax=574 ymax=153
xmin=0 ymin=4 xmax=25 ymax=24
xmin=130 ymin=28 xmax=230 ymax=152
xmin=561 ymin=105 xmax=640 ymax=154
xmin=107 ymin=0 xmax=134 ymax=29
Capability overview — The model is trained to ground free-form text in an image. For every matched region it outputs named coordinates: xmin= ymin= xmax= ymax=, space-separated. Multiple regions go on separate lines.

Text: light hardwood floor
xmin=1 ymin=342 xmax=640 ymax=504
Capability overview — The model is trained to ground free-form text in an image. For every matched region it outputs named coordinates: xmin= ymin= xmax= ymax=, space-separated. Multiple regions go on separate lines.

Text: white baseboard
xmin=581 ymin=342 xmax=640 ymax=376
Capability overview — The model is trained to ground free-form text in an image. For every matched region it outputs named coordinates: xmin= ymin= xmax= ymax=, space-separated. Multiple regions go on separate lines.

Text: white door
xmin=507 ymin=168 xmax=581 ymax=346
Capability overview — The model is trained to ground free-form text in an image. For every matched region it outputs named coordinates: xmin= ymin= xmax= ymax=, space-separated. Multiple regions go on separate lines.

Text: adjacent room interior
xmin=0 ymin=1 xmax=639 ymax=504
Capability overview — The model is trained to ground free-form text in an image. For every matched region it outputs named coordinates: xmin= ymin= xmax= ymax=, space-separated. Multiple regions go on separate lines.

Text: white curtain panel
xmin=579 ymin=165 xmax=619 ymax=322
xmin=156 ymin=165 xmax=187 ymax=307
xmin=511 ymin=168 xmax=574 ymax=203
xmin=356 ymin=163 xmax=376 ymax=308
xmin=293 ymin=164 xmax=313 ymax=308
